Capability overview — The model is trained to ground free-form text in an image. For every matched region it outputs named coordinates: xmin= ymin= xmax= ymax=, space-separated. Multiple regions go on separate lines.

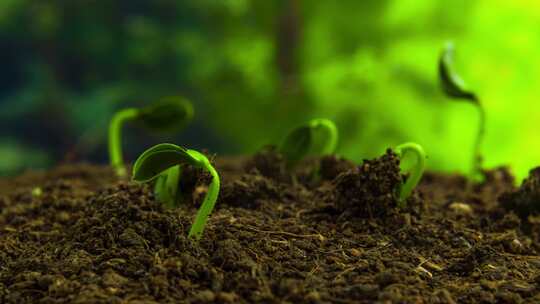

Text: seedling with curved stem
xmin=108 ymin=96 xmax=194 ymax=177
xmin=279 ymin=118 xmax=338 ymax=168
xmin=439 ymin=42 xmax=484 ymax=181
xmin=395 ymin=142 xmax=426 ymax=208
xmin=132 ymin=143 xmax=220 ymax=240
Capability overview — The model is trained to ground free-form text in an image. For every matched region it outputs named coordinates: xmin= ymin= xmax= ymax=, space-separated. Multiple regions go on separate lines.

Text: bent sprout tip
xmin=309 ymin=118 xmax=338 ymax=155
xmin=439 ymin=42 xmax=484 ymax=181
xmin=279 ymin=118 xmax=339 ymax=168
xmin=108 ymin=108 xmax=139 ymax=177
xmin=132 ymin=143 xmax=220 ymax=240
xmin=395 ymin=142 xmax=426 ymax=208
xmin=439 ymin=42 xmax=478 ymax=103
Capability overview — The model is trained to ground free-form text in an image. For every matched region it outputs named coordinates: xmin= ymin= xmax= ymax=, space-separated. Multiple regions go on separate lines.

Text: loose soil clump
xmin=2 ymin=154 xmax=540 ymax=303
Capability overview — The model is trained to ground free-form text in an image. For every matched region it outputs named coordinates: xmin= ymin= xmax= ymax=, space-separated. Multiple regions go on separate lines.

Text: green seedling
xmin=132 ymin=143 xmax=220 ymax=240
xmin=395 ymin=142 xmax=426 ymax=208
xmin=439 ymin=42 xmax=484 ymax=181
xmin=279 ymin=118 xmax=338 ymax=168
xmin=108 ymin=96 xmax=194 ymax=177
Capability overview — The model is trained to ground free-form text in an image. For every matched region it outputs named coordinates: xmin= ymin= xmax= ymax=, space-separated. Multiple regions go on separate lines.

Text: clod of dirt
xmin=499 ymin=167 xmax=540 ymax=219
xmin=244 ymin=146 xmax=291 ymax=183
xmin=419 ymin=167 xmax=515 ymax=211
xmin=418 ymin=172 xmax=468 ymax=208
xmin=471 ymin=166 xmax=516 ymax=209
xmin=220 ymin=173 xmax=281 ymax=209
xmin=332 ymin=149 xmax=403 ymax=217
xmin=177 ymin=165 xmax=213 ymax=208
xmin=448 ymin=245 xmax=498 ymax=275
xmin=481 ymin=166 xmax=514 ymax=191
xmin=319 ymin=155 xmax=357 ymax=181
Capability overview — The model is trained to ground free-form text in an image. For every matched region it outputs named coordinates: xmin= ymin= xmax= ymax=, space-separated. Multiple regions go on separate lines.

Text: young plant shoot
xmin=108 ymin=96 xmax=194 ymax=177
xmin=132 ymin=143 xmax=220 ymax=240
xmin=279 ymin=118 xmax=338 ymax=168
xmin=439 ymin=42 xmax=484 ymax=181
xmin=395 ymin=142 xmax=426 ymax=208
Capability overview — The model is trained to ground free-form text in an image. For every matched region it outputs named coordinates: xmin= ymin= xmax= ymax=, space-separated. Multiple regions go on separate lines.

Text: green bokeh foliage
xmin=0 ymin=0 xmax=538 ymax=180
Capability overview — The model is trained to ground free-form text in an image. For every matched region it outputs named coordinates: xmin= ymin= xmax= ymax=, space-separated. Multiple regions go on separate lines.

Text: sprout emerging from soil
xmin=108 ymin=96 xmax=194 ymax=177
xmin=279 ymin=118 xmax=338 ymax=168
xmin=395 ymin=142 xmax=426 ymax=207
xmin=439 ymin=42 xmax=484 ymax=181
xmin=132 ymin=143 xmax=220 ymax=240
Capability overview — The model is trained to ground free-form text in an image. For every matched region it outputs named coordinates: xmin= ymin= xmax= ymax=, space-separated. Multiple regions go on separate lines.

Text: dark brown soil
xmin=1 ymin=151 xmax=540 ymax=303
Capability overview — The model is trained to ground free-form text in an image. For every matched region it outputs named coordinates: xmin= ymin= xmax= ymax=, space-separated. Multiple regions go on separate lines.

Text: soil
xmin=1 ymin=150 xmax=540 ymax=303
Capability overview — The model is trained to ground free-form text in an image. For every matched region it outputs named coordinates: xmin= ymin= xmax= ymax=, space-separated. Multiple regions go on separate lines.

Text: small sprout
xmin=31 ymin=187 xmax=43 ymax=197
xmin=108 ymin=96 xmax=194 ymax=177
xmin=395 ymin=142 xmax=426 ymax=208
xmin=279 ymin=118 xmax=338 ymax=168
xmin=439 ymin=42 xmax=485 ymax=181
xmin=132 ymin=143 xmax=220 ymax=240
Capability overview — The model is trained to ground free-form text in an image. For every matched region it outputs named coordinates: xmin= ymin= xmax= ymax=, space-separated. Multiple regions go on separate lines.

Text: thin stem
xmin=108 ymin=108 xmax=139 ymax=177
xmin=188 ymin=163 xmax=220 ymax=240
xmin=310 ymin=118 xmax=338 ymax=154
xmin=395 ymin=142 xmax=426 ymax=207
xmin=471 ymin=102 xmax=485 ymax=182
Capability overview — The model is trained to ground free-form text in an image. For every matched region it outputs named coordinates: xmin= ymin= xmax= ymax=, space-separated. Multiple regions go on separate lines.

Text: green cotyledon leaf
xmin=279 ymin=125 xmax=312 ymax=168
xmin=279 ymin=118 xmax=339 ymax=168
xmin=439 ymin=42 xmax=478 ymax=103
xmin=132 ymin=143 xmax=199 ymax=182
xmin=137 ymin=96 xmax=194 ymax=133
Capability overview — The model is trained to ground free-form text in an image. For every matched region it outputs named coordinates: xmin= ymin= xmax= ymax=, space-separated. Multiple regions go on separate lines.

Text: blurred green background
xmin=0 ymin=0 xmax=539 ymax=180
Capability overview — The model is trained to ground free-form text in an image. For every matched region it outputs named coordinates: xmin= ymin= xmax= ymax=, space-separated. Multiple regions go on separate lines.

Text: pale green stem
xmin=165 ymin=165 xmax=181 ymax=207
xmin=310 ymin=118 xmax=338 ymax=154
xmin=188 ymin=164 xmax=220 ymax=240
xmin=108 ymin=108 xmax=139 ymax=177
xmin=395 ymin=142 xmax=426 ymax=208
xmin=471 ymin=103 xmax=485 ymax=182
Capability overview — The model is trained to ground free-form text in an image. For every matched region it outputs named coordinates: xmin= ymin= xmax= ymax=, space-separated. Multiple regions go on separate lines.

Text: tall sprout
xmin=439 ymin=42 xmax=484 ymax=182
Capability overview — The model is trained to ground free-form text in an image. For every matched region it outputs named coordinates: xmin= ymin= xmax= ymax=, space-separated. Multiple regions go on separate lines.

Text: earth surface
xmin=1 ymin=149 xmax=540 ymax=303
